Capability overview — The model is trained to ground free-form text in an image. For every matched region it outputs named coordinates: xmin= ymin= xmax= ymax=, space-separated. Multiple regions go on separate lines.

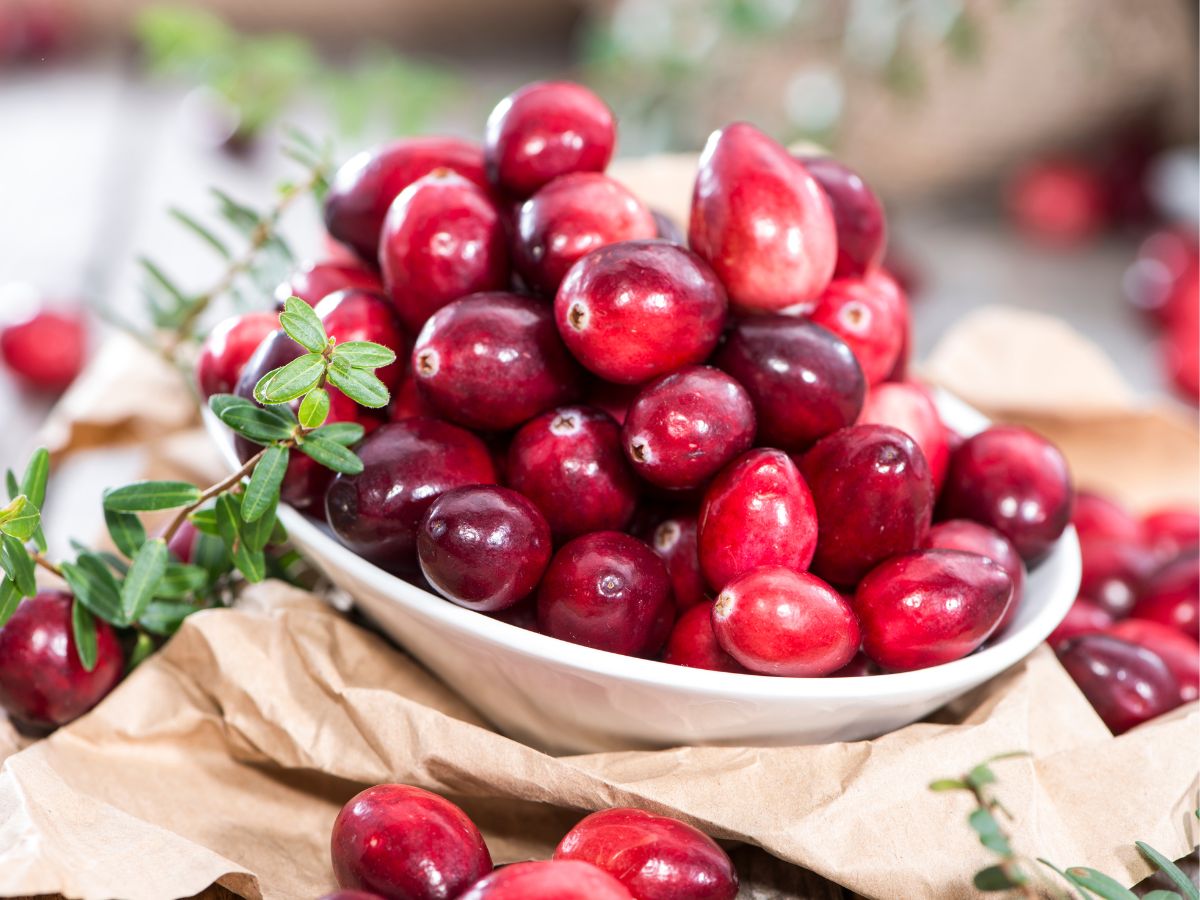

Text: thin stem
xmin=32 ymin=552 xmax=64 ymax=579
xmin=160 ymin=447 xmax=269 ymax=543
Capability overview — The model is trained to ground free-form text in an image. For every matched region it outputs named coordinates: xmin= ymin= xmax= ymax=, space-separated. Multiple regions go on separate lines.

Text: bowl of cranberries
xmin=205 ymin=80 xmax=1082 ymax=753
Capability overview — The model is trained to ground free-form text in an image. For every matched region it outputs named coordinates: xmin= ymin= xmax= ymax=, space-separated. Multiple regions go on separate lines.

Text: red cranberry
xmin=883 ymin=296 xmax=913 ymax=383
xmin=856 ymin=550 xmax=1013 ymax=671
xmin=0 ymin=591 xmax=123 ymax=730
xmin=411 ymin=292 xmax=583 ymax=431
xmin=1077 ymin=537 xmax=1156 ymax=618
xmin=652 ymin=209 xmax=686 ymax=245
xmin=459 ymin=860 xmax=632 ymax=900
xmin=1047 ymin=597 xmax=1114 ymax=648
xmin=809 ymin=271 xmax=906 ymax=386
xmin=939 ymin=426 xmax=1074 ymax=563
xmin=857 ymin=381 xmax=950 ymax=490
xmin=514 ymin=173 xmax=657 ymax=297
xmin=537 ymin=531 xmax=673 ymax=657
xmin=831 ymin=652 xmax=879 ymax=677
xmin=1123 ymin=228 xmax=1199 ymax=324
xmin=1163 ymin=278 xmax=1199 ymax=403
xmin=798 ymin=156 xmax=887 ymax=279
xmin=417 ymin=485 xmax=552 ymax=612
xmin=713 ymin=567 xmax=859 ymax=676
xmin=1131 ymin=550 xmax=1199 ymax=639
xmin=555 ymin=807 xmax=738 ymax=900
xmin=325 ymin=419 xmax=497 ymax=576
xmin=1005 ymin=160 xmax=1109 ymax=246
xmin=318 ymin=891 xmax=383 ymax=900
xmin=379 ymin=170 xmax=509 ymax=332
xmin=925 ymin=520 xmax=1027 ymax=632
xmin=662 ymin=601 xmax=747 ymax=673
xmin=315 ymin=289 xmax=407 ymax=397
xmin=0 ymin=307 xmax=86 ymax=392
xmin=390 ymin=362 xmax=438 ymax=422
xmin=1071 ymin=490 xmax=1145 ymax=545
xmin=1055 ymin=634 xmax=1181 ymax=734
xmin=167 ymin=519 xmax=199 ymax=564
xmin=713 ymin=317 xmax=865 ymax=452
xmin=1142 ymin=507 xmax=1200 ymax=562
xmin=507 ymin=406 xmax=638 ymax=540
xmin=195 ymin=311 xmax=278 ymax=399
xmin=800 ymin=425 xmax=934 ymax=588
xmin=650 ymin=516 xmax=707 ymax=611
xmin=1106 ymin=619 xmax=1199 ymax=703
xmin=324 ymin=137 xmax=489 ymax=263
xmin=330 ymin=784 xmax=492 ymax=900
xmin=484 ymin=81 xmax=615 ymax=199
xmin=555 ymin=240 xmax=728 ymax=385
xmin=275 ymin=261 xmax=383 ymax=307
xmin=689 ymin=123 xmax=836 ymax=313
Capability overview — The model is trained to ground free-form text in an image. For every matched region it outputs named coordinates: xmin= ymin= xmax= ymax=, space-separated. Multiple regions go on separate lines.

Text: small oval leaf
xmin=255 ymin=353 xmax=326 ymax=405
xmin=103 ymin=481 xmax=202 ymax=513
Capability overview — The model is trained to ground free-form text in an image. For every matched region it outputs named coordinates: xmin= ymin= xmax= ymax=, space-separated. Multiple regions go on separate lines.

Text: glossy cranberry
xmin=662 ymin=601 xmax=747 ymax=673
xmin=1056 ymin=634 xmax=1181 ymax=734
xmin=1005 ymin=160 xmax=1109 ymax=246
xmin=460 ymin=860 xmax=632 ymax=900
xmin=0 ymin=307 xmax=86 ymax=392
xmin=556 ymin=807 xmax=738 ymax=900
xmin=652 ymin=209 xmax=686 ymax=245
xmin=514 ymin=173 xmax=657 ymax=297
xmin=326 ymin=419 xmax=497 ymax=575
xmin=713 ymin=317 xmax=865 ymax=452
xmin=507 ymin=406 xmax=638 ymax=540
xmin=417 ymin=486 xmax=552 ymax=612
xmin=537 ymin=531 xmax=673 ymax=657
xmin=330 ymin=784 xmax=492 ymax=900
xmin=1106 ymin=619 xmax=1199 ymax=703
xmin=925 ymin=520 xmax=1027 ymax=631
xmin=650 ymin=516 xmax=707 ymax=611
xmin=555 ymin=240 xmax=728 ymax=385
xmin=855 ymin=550 xmax=1013 ymax=671
xmin=939 ymin=426 xmax=1074 ymax=563
xmin=195 ymin=311 xmax=278 ymax=399
xmin=798 ymin=155 xmax=887 ymax=278
xmin=1078 ymin=537 xmax=1156 ymax=618
xmin=167 ymin=519 xmax=199 ymax=564
xmin=857 ymin=381 xmax=950 ymax=490
xmin=390 ymin=362 xmax=438 ymax=422
xmin=484 ymin=81 xmax=615 ymax=199
xmin=0 ymin=591 xmax=124 ymax=730
xmin=1131 ymin=551 xmax=1199 ymax=639
xmin=809 ymin=271 xmax=906 ymax=386
xmin=315 ymin=289 xmax=407 ymax=396
xmin=1047 ymin=597 xmax=1114 ymax=648
xmin=324 ymin=137 xmax=489 ymax=263
xmin=275 ymin=261 xmax=383 ymax=306
xmin=831 ymin=652 xmax=879 ymax=677
xmin=713 ymin=567 xmax=859 ymax=676
xmin=411 ymin=292 xmax=583 ymax=430
xmin=1071 ymin=490 xmax=1145 ymax=545
xmin=1142 ymin=507 xmax=1200 ymax=562
xmin=379 ymin=170 xmax=509 ymax=332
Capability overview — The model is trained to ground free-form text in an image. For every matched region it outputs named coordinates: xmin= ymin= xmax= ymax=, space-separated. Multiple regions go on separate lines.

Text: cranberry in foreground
xmin=1105 ymin=619 xmax=1200 ymax=703
xmin=195 ymin=311 xmax=278 ymax=399
xmin=925 ymin=519 xmax=1027 ymax=632
xmin=555 ymin=807 xmax=739 ymax=900
xmin=809 ymin=271 xmax=906 ymax=386
xmin=0 ymin=307 xmax=87 ymax=392
xmin=799 ymin=155 xmax=887 ymax=279
xmin=649 ymin=516 xmax=708 ymax=611
xmin=459 ymin=860 xmax=632 ymax=900
xmin=1055 ymin=634 xmax=1181 ymax=734
xmin=662 ymin=602 xmax=748 ymax=673
xmin=857 ymin=381 xmax=950 ymax=490
xmin=275 ymin=260 xmax=383 ymax=307
xmin=1047 ymin=597 xmax=1114 ymax=648
xmin=330 ymin=784 xmax=492 ymax=900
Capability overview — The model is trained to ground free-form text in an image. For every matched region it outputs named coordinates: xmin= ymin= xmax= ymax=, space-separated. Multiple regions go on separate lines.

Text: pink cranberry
xmin=1105 ymin=619 xmax=1199 ymax=703
xmin=662 ymin=601 xmax=747 ymax=673
xmin=697 ymin=449 xmax=818 ymax=591
xmin=417 ymin=485 xmax=552 ymax=612
xmin=507 ymin=406 xmax=638 ymax=540
xmin=555 ymin=807 xmax=738 ymax=900
xmin=1047 ymin=597 xmax=1114 ymax=648
xmin=0 ymin=307 xmax=86 ymax=392
xmin=537 ymin=531 xmax=673 ymax=657
xmin=689 ymin=123 xmax=836 ymax=313
xmin=325 ymin=419 xmax=497 ymax=576
xmin=713 ymin=317 xmax=865 ymax=452
xmin=831 ymin=652 xmax=879 ymax=677
xmin=324 ymin=137 xmax=489 ymax=263
xmin=939 ymin=426 xmax=1074 ymax=563
xmin=925 ymin=520 xmax=1027 ymax=632
xmin=275 ymin=261 xmax=383 ymax=307
xmin=857 ymin=381 xmax=950 ymax=490
xmin=713 ymin=567 xmax=860 ymax=676
xmin=484 ymin=81 xmax=615 ymax=199
xmin=195 ymin=311 xmax=278 ymax=399
xmin=459 ymin=860 xmax=632 ymax=900
xmin=1071 ymin=490 xmax=1145 ymax=545
xmin=1131 ymin=550 xmax=1199 ymax=639
xmin=809 ymin=271 xmax=906 ymax=385
xmin=379 ymin=170 xmax=509 ymax=332
xmin=649 ymin=516 xmax=707 ymax=611
xmin=1142 ymin=506 xmax=1200 ymax=562
xmin=1055 ymin=634 xmax=1181 ymax=734
xmin=514 ymin=173 xmax=657 ymax=297
xmin=1078 ymin=537 xmax=1156 ymax=618
xmin=0 ymin=590 xmax=124 ymax=730
xmin=798 ymin=155 xmax=887 ymax=279
xmin=800 ymin=425 xmax=934 ymax=588
xmin=167 ymin=519 xmax=199 ymax=564
xmin=330 ymin=784 xmax=492 ymax=900
xmin=555 ymin=240 xmax=728 ymax=385
xmin=1005 ymin=160 xmax=1109 ymax=246
xmin=855 ymin=550 xmax=1014 ymax=671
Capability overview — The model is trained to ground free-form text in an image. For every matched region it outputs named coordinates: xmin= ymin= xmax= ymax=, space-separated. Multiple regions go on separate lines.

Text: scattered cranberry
xmin=798 ymin=155 xmax=887 ymax=279
xmin=1070 ymin=490 xmax=1145 ymax=546
xmin=0 ymin=306 xmax=87 ymax=392
xmin=925 ymin=520 xmax=1026 ymax=632
xmin=857 ymin=381 xmax=950 ymax=490
xmin=460 ymin=860 xmax=632 ymax=900
xmin=330 ymin=784 xmax=492 ymax=900
xmin=1055 ymin=634 xmax=1181 ymax=734
xmin=275 ymin=261 xmax=383 ymax=307
xmin=1077 ymin=537 xmax=1156 ymax=618
xmin=649 ymin=516 xmax=707 ymax=611
xmin=809 ymin=271 xmax=907 ymax=386
xmin=1047 ymin=597 xmax=1114 ymax=648
xmin=1105 ymin=619 xmax=1199 ymax=703
xmin=1005 ymin=160 xmax=1109 ymax=246
xmin=662 ymin=601 xmax=747 ymax=673
xmin=195 ymin=311 xmax=278 ymax=399
xmin=1130 ymin=550 xmax=1199 ymax=639
xmin=1141 ymin=507 xmax=1200 ymax=562
xmin=167 ymin=519 xmax=199 ymax=565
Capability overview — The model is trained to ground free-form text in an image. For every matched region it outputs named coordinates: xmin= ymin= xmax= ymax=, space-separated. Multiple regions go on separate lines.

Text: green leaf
xmin=188 ymin=507 xmax=220 ymax=537
xmin=71 ymin=599 xmax=99 ymax=671
xmin=192 ymin=531 xmax=231 ymax=578
xmin=233 ymin=543 xmax=267 ymax=582
xmin=278 ymin=295 xmax=328 ymax=353
xmin=297 ymin=386 xmax=330 ymax=429
xmin=1063 ymin=867 xmax=1140 ymax=900
xmin=0 ymin=578 xmax=22 ymax=627
xmin=928 ymin=779 xmax=968 ymax=792
xmin=128 ymin=631 xmax=157 ymax=671
xmin=5 ymin=470 xmax=18 ymax=500
xmin=973 ymin=865 xmax=1018 ymax=891
xmin=966 ymin=764 xmax=996 ymax=789
xmin=0 ymin=534 xmax=36 ymax=597
xmin=1142 ymin=892 xmax=1184 ymax=900
xmin=169 ymin=207 xmax=231 ymax=259
xmin=1136 ymin=843 xmax=1198 ymax=900
xmin=19 ymin=448 xmax=49 ymax=508
xmin=242 ymin=446 xmax=288 ymax=522
xmin=309 ymin=422 xmax=364 ymax=446
xmin=62 ymin=555 xmax=125 ymax=625
xmin=331 ymin=340 xmax=396 ymax=369
xmin=155 ymin=562 xmax=209 ymax=599
xmin=104 ymin=506 xmax=147 ymax=559
xmin=968 ymin=809 xmax=1010 ymax=855
xmin=211 ymin=188 xmax=260 ymax=236
xmin=209 ymin=394 xmax=296 ymax=443
xmin=254 ymin=353 xmax=326 ymax=405
xmin=103 ymin=481 xmax=202 ymax=513
xmin=0 ymin=496 xmax=40 ymax=542
xmin=140 ymin=600 xmax=198 ymax=636
xmin=297 ymin=435 xmax=363 ymax=475
xmin=120 ymin=539 xmax=168 ymax=623
xmin=242 ymin=499 xmax=277 ymax=553
xmin=215 ymin=495 xmax=266 ymax=583
xmin=326 ymin=358 xmax=389 ymax=408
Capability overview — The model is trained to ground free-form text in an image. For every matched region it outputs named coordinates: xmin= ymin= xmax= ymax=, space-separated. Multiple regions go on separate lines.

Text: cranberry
xmin=652 ymin=209 xmax=686 ymax=245
xmin=649 ymin=516 xmax=707 ymax=611
xmin=1047 ymin=597 xmax=1114 ymax=647
xmin=798 ymin=156 xmax=887 ymax=279
xmin=324 ymin=137 xmax=489 ymax=263
xmin=1123 ymin=228 xmax=1199 ymax=324
xmin=1077 ymin=537 xmax=1156 ymax=618
xmin=809 ymin=271 xmax=906 ymax=386
xmin=831 ymin=652 xmax=879 ymax=677
xmin=195 ymin=311 xmax=278 ymax=399
xmin=1071 ymin=490 xmax=1145 ymax=545
xmin=325 ymin=419 xmax=497 ymax=576
xmin=487 ymin=596 xmax=541 ymax=632
xmin=555 ymin=240 xmax=728 ymax=385
xmin=0 ymin=591 xmax=124 ymax=730
xmin=417 ymin=485 xmax=552 ymax=612
xmin=1005 ymin=160 xmax=1109 ymax=246
xmin=1105 ymin=619 xmax=1199 ymax=703
xmin=925 ymin=520 xmax=1027 ymax=632
xmin=857 ymin=381 xmax=950 ymax=490
xmin=514 ymin=173 xmax=657 ymax=297
xmin=1055 ymin=634 xmax=1181 ymax=734
xmin=330 ymin=784 xmax=492 ymax=900
xmin=459 ymin=860 xmax=632 ymax=900
xmin=390 ymin=362 xmax=438 ymax=422
xmin=713 ymin=317 xmax=865 ymax=452
xmin=697 ymin=449 xmax=817 ymax=591
xmin=585 ymin=379 xmax=639 ymax=425
xmin=662 ymin=601 xmax=747 ymax=673
xmin=275 ymin=261 xmax=383 ymax=307
xmin=507 ymin=406 xmax=638 ymax=540
xmin=1142 ymin=507 xmax=1200 ymax=561
xmin=689 ymin=123 xmax=836 ymax=313
xmin=484 ymin=81 xmax=615 ymax=199
xmin=855 ymin=550 xmax=1014 ymax=671
xmin=167 ymin=519 xmax=199 ymax=564
xmin=713 ymin=567 xmax=860 ymax=676
xmin=379 ymin=170 xmax=509 ymax=332
xmin=884 ymin=298 xmax=913 ymax=383
xmin=939 ymin=426 xmax=1074 ymax=563
xmin=555 ymin=807 xmax=738 ymax=900
xmin=1131 ymin=551 xmax=1199 ymax=639
xmin=0 ymin=307 xmax=86 ymax=392
xmin=318 ymin=891 xmax=383 ymax=900
xmin=1163 ymin=278 xmax=1199 ymax=403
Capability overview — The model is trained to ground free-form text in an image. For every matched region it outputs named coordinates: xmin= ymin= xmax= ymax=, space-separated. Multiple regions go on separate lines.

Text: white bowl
xmin=208 ymin=391 xmax=1080 ymax=754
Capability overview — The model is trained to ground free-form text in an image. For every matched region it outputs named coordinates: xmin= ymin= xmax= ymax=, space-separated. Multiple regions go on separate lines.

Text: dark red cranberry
xmin=1106 ymin=618 xmax=1199 ymax=703
xmin=809 ymin=271 xmax=906 ymax=385
xmin=1131 ymin=551 xmax=1199 ymax=639
xmin=537 ymin=531 xmax=673 ymax=657
xmin=697 ymin=449 xmax=817 ymax=591
xmin=1071 ymin=490 xmax=1145 ymax=545
xmin=1078 ymin=537 xmax=1156 ymax=618
xmin=800 ymin=425 xmax=934 ymax=588
xmin=315 ymin=289 xmax=407 ymax=397
xmin=925 ymin=520 xmax=1026 ymax=632
xmin=1005 ymin=160 xmax=1109 ymax=246
xmin=1048 ymin=597 xmax=1114 ymax=647
xmin=330 ymin=784 xmax=492 ymax=900
xmin=854 ymin=550 xmax=1014 ymax=671
xmin=857 ymin=381 xmax=950 ymax=491
xmin=798 ymin=155 xmax=887 ymax=279
xmin=195 ymin=311 xmax=278 ymax=399
xmin=275 ymin=260 xmax=383 ymax=307
xmin=585 ymin=378 xmax=640 ymax=425
xmin=514 ymin=173 xmax=657 ymax=297
xmin=939 ymin=426 xmax=1074 ymax=563
xmin=555 ymin=240 xmax=728 ymax=385
xmin=0 ymin=307 xmax=86 ymax=392
xmin=1142 ymin=507 xmax=1200 ymax=562
xmin=459 ymin=860 xmax=632 ymax=900
xmin=713 ymin=317 xmax=865 ymax=453
xmin=417 ymin=485 xmax=552 ymax=612
xmin=831 ymin=652 xmax=879 ymax=677
xmin=167 ymin=519 xmax=199 ymax=565
xmin=662 ymin=601 xmax=747 ymax=673
xmin=390 ymin=361 xmax=438 ymax=422
xmin=0 ymin=591 xmax=123 ymax=730
xmin=649 ymin=516 xmax=707 ymax=611
xmin=325 ymin=419 xmax=497 ymax=576
xmin=507 ymin=406 xmax=639 ymax=540
xmin=555 ymin=807 xmax=738 ymax=900
xmin=379 ymin=170 xmax=509 ymax=332
xmin=652 ymin=209 xmax=686 ymax=245
xmin=1056 ymin=634 xmax=1181 ymax=734
xmin=484 ymin=81 xmax=615 ymax=199
xmin=412 ymin=292 xmax=583 ymax=430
